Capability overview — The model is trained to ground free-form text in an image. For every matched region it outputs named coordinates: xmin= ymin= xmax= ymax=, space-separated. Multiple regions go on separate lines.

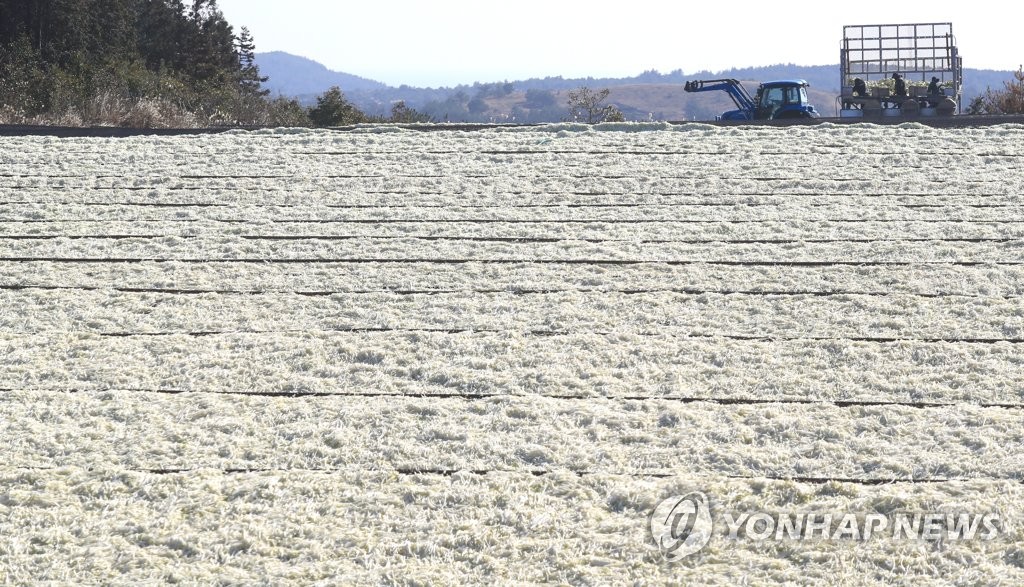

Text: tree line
xmin=0 ymin=0 xmax=284 ymax=125
xmin=0 ymin=0 xmax=431 ymax=127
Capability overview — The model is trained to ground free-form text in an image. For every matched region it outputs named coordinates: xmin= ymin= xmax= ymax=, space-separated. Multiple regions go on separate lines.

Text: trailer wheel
xmin=936 ymin=97 xmax=956 ymax=116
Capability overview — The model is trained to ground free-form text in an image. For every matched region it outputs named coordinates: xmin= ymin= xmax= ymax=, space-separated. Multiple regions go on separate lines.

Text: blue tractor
xmin=683 ymin=78 xmax=819 ymax=120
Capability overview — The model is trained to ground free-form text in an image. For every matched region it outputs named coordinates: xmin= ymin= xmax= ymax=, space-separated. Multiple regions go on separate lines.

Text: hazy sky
xmin=216 ymin=1 xmax=1018 ymax=87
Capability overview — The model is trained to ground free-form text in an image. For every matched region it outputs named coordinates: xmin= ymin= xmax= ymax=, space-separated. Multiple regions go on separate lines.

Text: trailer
xmin=838 ymin=23 xmax=962 ymax=118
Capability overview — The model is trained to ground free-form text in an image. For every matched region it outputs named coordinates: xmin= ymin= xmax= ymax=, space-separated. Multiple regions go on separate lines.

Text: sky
xmin=216 ymin=1 xmax=1019 ymax=88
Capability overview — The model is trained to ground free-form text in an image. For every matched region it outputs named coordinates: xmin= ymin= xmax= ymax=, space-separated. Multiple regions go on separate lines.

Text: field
xmin=1 ymin=121 xmax=1023 ymax=584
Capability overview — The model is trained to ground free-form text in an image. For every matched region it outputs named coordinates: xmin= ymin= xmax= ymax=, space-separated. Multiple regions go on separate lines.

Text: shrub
xmin=966 ymin=66 xmax=1024 ymax=115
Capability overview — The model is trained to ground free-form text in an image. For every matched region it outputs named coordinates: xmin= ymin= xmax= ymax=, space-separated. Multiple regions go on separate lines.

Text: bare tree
xmin=566 ymin=87 xmax=625 ymax=123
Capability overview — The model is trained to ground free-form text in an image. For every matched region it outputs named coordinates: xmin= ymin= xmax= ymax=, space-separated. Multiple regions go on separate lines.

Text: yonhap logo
xmin=649 ymin=489 xmax=1003 ymax=562
xmin=650 ymin=492 xmax=714 ymax=561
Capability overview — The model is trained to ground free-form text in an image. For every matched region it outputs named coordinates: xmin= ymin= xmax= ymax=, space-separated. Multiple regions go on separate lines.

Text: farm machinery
xmin=683 ymin=78 xmax=819 ymax=120
xmin=682 ymin=22 xmax=964 ymax=122
xmin=838 ymin=22 xmax=962 ymax=118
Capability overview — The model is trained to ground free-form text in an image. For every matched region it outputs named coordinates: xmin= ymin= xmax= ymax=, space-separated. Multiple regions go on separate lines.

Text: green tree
xmin=136 ymin=0 xmax=191 ymax=72
xmin=566 ymin=86 xmax=625 ymax=123
xmin=235 ymin=26 xmax=268 ymax=98
xmin=390 ymin=100 xmax=431 ymax=123
xmin=308 ymin=86 xmax=365 ymax=126
xmin=186 ymin=0 xmax=236 ymax=87
xmin=226 ymin=25 xmax=272 ymax=125
xmin=0 ymin=34 xmax=49 ymax=113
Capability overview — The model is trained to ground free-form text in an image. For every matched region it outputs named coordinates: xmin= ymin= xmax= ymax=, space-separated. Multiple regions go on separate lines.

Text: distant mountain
xmin=255 ymin=51 xmax=387 ymax=97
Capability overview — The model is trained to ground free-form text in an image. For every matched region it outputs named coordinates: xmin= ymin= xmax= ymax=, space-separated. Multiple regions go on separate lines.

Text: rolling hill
xmin=256 ymin=51 xmax=387 ymax=97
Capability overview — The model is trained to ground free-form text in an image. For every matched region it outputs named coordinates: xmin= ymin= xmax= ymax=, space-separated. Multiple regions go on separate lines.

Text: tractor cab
xmin=754 ymin=80 xmax=817 ymax=119
xmin=684 ymin=78 xmax=818 ymax=121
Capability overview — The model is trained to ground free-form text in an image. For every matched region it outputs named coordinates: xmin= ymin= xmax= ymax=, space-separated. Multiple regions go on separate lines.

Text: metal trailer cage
xmin=840 ymin=23 xmax=963 ymax=112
